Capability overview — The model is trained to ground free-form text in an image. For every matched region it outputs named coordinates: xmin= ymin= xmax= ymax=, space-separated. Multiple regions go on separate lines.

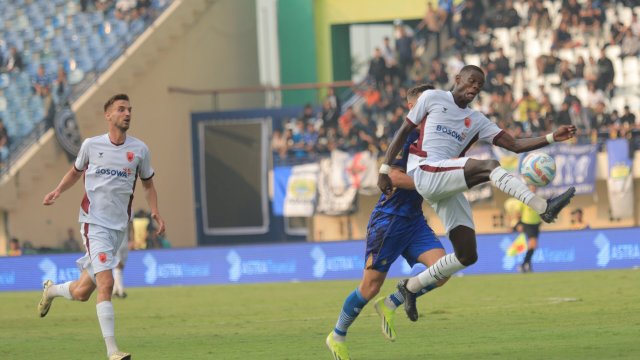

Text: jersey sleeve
xmin=477 ymin=114 xmax=505 ymax=143
xmin=406 ymin=90 xmax=433 ymax=126
xmin=74 ymin=139 xmax=90 ymax=171
xmin=139 ymin=146 xmax=155 ymax=180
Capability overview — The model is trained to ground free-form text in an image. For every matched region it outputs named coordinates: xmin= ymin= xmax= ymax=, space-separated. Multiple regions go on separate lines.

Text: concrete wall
xmin=2 ymin=0 xmax=262 ymax=249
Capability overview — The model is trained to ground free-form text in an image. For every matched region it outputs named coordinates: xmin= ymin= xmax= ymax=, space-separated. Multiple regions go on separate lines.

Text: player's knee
xmin=359 ymin=282 xmax=382 ymax=299
xmin=72 ymin=290 xmax=91 ymax=302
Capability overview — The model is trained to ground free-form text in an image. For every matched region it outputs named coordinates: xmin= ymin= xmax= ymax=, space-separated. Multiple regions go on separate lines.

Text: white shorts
xmin=413 ymin=158 xmax=475 ymax=233
xmin=76 ymin=223 xmax=127 ymax=278
xmin=116 ymin=229 xmax=129 ymax=265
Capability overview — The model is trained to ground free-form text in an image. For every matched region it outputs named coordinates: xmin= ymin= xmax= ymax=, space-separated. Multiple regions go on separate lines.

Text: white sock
xmin=113 ymin=268 xmax=124 ymax=295
xmin=47 ymin=281 xmax=73 ymax=300
xmin=406 ymin=254 xmax=466 ymax=293
xmin=490 ymin=167 xmax=547 ymax=214
xmin=384 ymin=297 xmax=397 ymax=310
xmin=96 ymin=301 xmax=118 ymax=356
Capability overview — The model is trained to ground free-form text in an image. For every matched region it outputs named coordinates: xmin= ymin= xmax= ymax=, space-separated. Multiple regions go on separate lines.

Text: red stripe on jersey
xmin=127 ymin=174 xmax=139 ymax=219
xmin=492 ymin=130 xmax=506 ymax=145
xmin=420 ymin=164 xmax=464 ymax=173
xmin=408 ymin=116 xmax=428 ymax=157
xmin=81 ymin=193 xmax=90 ymax=213
xmin=458 ymin=133 xmax=480 ymax=157
xmin=83 ymin=223 xmax=91 ymax=257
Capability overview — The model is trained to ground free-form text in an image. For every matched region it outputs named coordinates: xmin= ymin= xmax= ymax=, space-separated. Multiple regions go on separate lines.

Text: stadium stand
xmin=0 ymin=0 xmax=172 ymax=172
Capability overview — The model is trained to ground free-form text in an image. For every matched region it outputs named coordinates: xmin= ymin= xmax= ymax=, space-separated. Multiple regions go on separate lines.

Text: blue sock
xmin=389 ymin=284 xmax=438 ymax=307
xmin=333 ymin=288 xmax=368 ymax=337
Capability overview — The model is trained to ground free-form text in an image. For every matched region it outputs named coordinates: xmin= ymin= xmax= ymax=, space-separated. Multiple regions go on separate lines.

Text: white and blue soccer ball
xmin=520 ymin=152 xmax=556 ymax=187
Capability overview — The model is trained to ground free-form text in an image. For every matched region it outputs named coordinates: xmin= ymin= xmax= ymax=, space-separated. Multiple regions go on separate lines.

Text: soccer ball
xmin=520 ymin=152 xmax=556 ymax=186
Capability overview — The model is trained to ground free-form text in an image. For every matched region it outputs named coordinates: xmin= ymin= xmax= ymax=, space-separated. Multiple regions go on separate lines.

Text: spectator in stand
xmin=55 ymin=65 xmax=69 ymax=99
xmin=558 ymin=60 xmax=576 ymax=87
xmin=394 ymin=24 xmax=414 ymax=82
xmin=436 ymin=0 xmax=455 ymax=37
xmin=574 ymin=56 xmax=586 ymax=81
xmin=33 ymin=64 xmax=53 ymax=98
xmin=609 ymin=20 xmax=626 ymax=45
xmin=381 ymin=37 xmax=395 ymax=66
xmin=569 ymin=99 xmax=592 ymax=135
xmin=563 ymin=0 xmax=582 ymax=28
xmin=591 ymin=101 xmax=612 ymax=133
xmin=584 ymin=55 xmax=598 ymax=83
xmin=552 ymin=22 xmax=578 ymax=49
xmin=492 ymin=73 xmax=512 ymax=96
xmin=354 ymin=115 xmax=377 ymax=152
xmin=556 ymin=102 xmax=573 ymax=127
xmin=368 ymin=48 xmax=387 ymax=89
xmin=620 ymin=28 xmax=640 ymax=59
xmin=526 ymin=110 xmax=546 ymax=135
xmin=378 ymin=83 xmax=402 ymax=114
xmin=338 ymin=106 xmax=356 ymax=139
xmin=491 ymin=0 xmax=520 ymax=28
xmin=621 ymin=106 xmax=636 ymax=127
xmin=516 ymin=90 xmax=540 ymax=123
xmin=321 ymin=99 xmax=339 ymax=131
xmin=459 ymin=0 xmax=485 ymax=32
xmin=315 ymin=126 xmax=338 ymax=155
xmin=539 ymin=95 xmax=556 ymax=131
xmin=427 ymin=58 xmax=449 ymax=89
xmin=585 ymin=82 xmax=607 ymax=110
xmin=384 ymin=106 xmax=405 ymax=141
xmin=4 ymin=47 xmax=24 ymax=73
xmin=358 ymin=84 xmax=382 ymax=122
xmin=62 ymin=227 xmax=82 ymax=252
xmin=494 ymin=91 xmax=515 ymax=125
xmin=409 ymin=57 xmax=427 ymax=85
xmin=596 ymin=48 xmax=615 ymax=95
xmin=570 ymin=208 xmax=589 ymax=230
xmin=0 ymin=118 xmax=9 ymax=164
xmin=290 ymin=119 xmax=307 ymax=158
xmin=452 ymin=27 xmax=475 ymax=55
xmin=494 ymin=48 xmax=511 ymax=76
xmin=512 ymin=30 xmax=527 ymax=84
xmin=271 ymin=127 xmax=288 ymax=160
xmin=528 ymin=0 xmax=552 ymax=36
xmin=536 ymin=51 xmax=561 ymax=76
xmin=630 ymin=12 xmax=640 ymax=38
xmin=299 ymin=103 xmax=316 ymax=126
xmin=473 ymin=23 xmax=495 ymax=53
xmin=303 ymin=122 xmax=319 ymax=155
xmin=580 ymin=0 xmax=602 ymax=39
xmin=8 ymin=238 xmax=22 ymax=256
xmin=325 ymin=87 xmax=341 ymax=114
xmin=417 ymin=1 xmax=447 ymax=57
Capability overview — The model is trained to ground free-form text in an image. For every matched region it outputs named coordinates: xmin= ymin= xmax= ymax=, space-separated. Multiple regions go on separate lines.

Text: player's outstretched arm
xmin=141 ymin=178 xmax=165 ymax=236
xmin=43 ymin=166 xmax=84 ymax=205
xmin=494 ymin=125 xmax=576 ymax=153
xmin=378 ymin=120 xmax=416 ymax=195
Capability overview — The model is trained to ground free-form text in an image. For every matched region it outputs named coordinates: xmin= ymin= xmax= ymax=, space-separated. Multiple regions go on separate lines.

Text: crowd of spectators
xmin=273 ymin=0 xmax=640 ymax=163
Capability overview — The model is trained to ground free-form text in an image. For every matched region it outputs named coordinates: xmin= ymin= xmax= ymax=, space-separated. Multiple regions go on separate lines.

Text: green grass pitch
xmin=1 ymin=269 xmax=639 ymax=359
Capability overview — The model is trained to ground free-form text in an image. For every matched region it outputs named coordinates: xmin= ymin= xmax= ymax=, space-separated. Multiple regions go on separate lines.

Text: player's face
xmin=106 ymin=100 xmax=132 ymax=131
xmin=456 ymin=71 xmax=485 ymax=102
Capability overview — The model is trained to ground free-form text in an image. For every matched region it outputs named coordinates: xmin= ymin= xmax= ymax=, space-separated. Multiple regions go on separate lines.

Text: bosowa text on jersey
xmin=95 ymin=168 xmax=133 ymax=178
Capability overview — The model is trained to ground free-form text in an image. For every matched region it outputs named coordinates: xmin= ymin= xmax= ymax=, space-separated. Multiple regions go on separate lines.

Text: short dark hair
xmin=104 ymin=94 xmax=130 ymax=112
xmin=459 ymin=65 xmax=484 ymax=77
xmin=407 ymin=83 xmax=435 ymax=100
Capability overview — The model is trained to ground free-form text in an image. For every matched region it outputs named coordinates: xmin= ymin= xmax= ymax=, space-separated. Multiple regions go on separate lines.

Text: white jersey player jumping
xmin=39 ymin=94 xmax=166 ymax=360
xmin=377 ymin=65 xmax=577 ymax=321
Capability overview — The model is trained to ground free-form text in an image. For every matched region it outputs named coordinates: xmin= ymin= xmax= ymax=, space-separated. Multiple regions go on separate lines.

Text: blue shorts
xmin=365 ymin=211 xmax=443 ymax=272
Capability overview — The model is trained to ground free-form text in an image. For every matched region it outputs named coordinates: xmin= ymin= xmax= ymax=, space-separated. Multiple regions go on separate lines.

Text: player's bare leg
xmin=95 ymin=270 xmax=129 ymax=359
xmin=522 ymin=236 xmax=538 ymax=273
xmin=39 ymin=270 xmax=96 ymax=317
xmin=112 ymin=262 xmax=126 ymax=298
xmin=464 ymin=159 xmax=575 ymax=222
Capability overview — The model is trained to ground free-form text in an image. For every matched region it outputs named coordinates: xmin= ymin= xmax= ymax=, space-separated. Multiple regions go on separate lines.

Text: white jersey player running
xmin=378 ymin=66 xmax=577 ymax=322
xmin=38 ymin=94 xmax=166 ymax=360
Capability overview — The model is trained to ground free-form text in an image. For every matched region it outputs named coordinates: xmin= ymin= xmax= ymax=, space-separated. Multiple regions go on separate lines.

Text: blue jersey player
xmin=326 ymin=84 xmax=449 ymax=360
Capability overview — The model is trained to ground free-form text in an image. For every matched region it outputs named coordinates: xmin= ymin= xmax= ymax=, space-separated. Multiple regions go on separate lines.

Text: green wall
xmin=277 ymin=0 xmax=318 ymax=106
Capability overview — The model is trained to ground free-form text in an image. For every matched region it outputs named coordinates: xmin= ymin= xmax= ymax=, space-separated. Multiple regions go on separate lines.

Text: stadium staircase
xmin=0 ymin=0 xmax=215 ymax=211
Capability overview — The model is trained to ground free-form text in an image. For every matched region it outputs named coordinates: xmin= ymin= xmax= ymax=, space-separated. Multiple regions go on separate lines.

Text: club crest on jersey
xmin=464 ymin=117 xmax=472 ymax=128
xmin=98 ymin=252 xmax=107 ymax=263
xmin=126 ymin=152 xmax=135 ymax=162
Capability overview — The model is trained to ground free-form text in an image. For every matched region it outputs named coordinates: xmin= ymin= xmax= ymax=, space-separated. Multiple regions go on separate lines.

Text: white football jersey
xmin=406 ymin=89 xmax=504 ymax=173
xmin=74 ymin=134 xmax=154 ymax=231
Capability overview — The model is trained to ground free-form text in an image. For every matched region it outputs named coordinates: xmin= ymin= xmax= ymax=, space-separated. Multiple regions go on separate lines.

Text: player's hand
xmin=151 ymin=212 xmax=166 ymax=236
xmin=43 ymin=190 xmax=61 ymax=205
xmin=378 ymin=174 xmax=393 ymax=196
xmin=553 ymin=125 xmax=577 ymax=142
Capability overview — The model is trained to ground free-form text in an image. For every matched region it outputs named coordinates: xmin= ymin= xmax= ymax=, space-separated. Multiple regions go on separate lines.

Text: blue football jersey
xmin=373 ymin=130 xmax=423 ymax=218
